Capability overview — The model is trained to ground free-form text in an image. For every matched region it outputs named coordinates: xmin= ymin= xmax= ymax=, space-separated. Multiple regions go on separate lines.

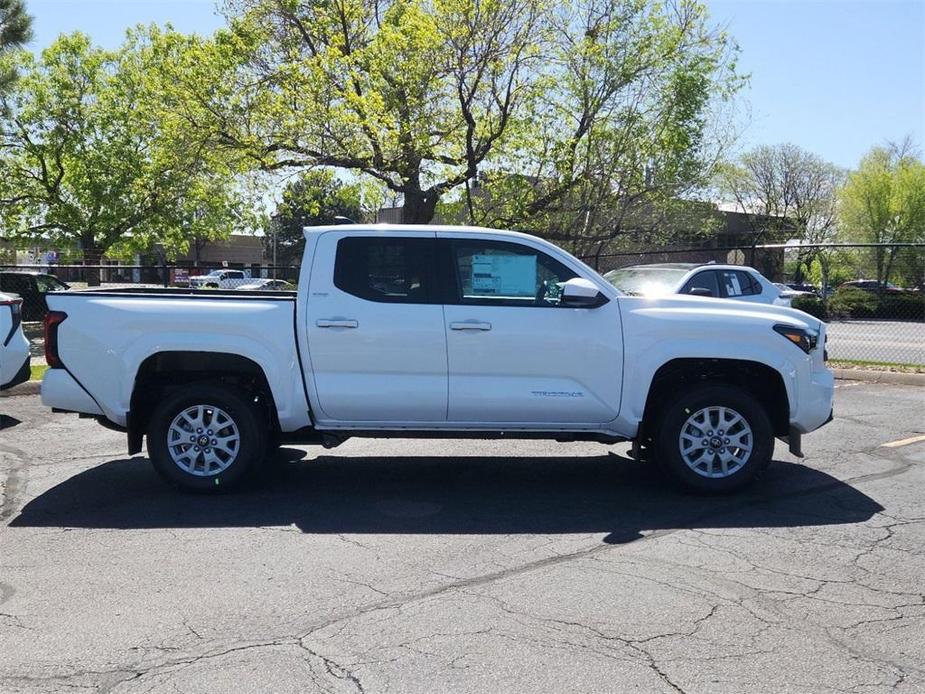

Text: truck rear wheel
xmin=654 ymin=384 xmax=773 ymax=494
xmin=147 ymin=383 xmax=266 ymax=492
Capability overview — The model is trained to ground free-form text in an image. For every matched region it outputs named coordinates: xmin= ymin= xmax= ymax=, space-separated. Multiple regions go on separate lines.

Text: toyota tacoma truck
xmin=40 ymin=225 xmax=834 ymax=493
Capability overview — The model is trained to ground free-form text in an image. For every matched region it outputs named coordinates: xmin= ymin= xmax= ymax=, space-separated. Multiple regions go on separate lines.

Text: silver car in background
xmin=604 ymin=263 xmax=790 ymax=306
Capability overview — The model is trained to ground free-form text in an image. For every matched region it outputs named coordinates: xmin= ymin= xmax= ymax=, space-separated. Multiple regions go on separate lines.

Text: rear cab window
xmin=720 ymin=270 xmax=761 ymax=298
xmin=334 ymin=236 xmax=436 ymax=304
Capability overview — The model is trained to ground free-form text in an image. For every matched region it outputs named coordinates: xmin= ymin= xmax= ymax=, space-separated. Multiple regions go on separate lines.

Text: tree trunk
xmin=83 ymin=245 xmax=103 ymax=287
xmin=401 ymin=188 xmax=440 ymax=224
xmin=875 ymin=246 xmax=885 ymax=286
xmin=883 ymin=246 xmax=899 ymax=288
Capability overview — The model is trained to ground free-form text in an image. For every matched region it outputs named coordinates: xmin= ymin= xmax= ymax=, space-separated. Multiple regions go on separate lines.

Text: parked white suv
xmin=40 ymin=225 xmax=834 ymax=494
xmin=1 ymin=292 xmax=30 ymax=391
xmin=604 ymin=263 xmax=790 ymax=305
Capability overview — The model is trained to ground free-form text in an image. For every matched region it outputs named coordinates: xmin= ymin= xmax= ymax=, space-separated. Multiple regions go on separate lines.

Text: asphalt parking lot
xmin=1 ymin=383 xmax=924 ymax=694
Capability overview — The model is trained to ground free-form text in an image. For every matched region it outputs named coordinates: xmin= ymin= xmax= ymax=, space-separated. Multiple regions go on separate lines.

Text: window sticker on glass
xmin=724 ymin=272 xmax=742 ymax=296
xmin=470 ymin=254 xmax=537 ymax=297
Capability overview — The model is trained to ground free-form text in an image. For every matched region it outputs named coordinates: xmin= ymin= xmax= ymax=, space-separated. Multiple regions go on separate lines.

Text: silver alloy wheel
xmin=678 ymin=406 xmax=753 ymax=479
xmin=166 ymin=404 xmax=241 ymax=477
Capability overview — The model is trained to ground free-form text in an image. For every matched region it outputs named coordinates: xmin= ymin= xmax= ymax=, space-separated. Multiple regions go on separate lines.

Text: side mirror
xmin=687 ymin=287 xmax=714 ymax=297
xmin=560 ymin=278 xmax=607 ymax=308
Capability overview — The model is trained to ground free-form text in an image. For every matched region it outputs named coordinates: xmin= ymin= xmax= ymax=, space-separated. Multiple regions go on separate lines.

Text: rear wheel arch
xmin=128 ymin=351 xmax=279 ymax=454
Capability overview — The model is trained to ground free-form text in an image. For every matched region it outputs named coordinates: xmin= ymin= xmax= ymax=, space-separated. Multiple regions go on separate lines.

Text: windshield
xmin=603 ymin=267 xmax=688 ymax=296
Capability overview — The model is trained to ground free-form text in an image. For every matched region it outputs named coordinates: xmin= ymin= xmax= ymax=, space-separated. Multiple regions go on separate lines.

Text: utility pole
xmin=270 ymin=213 xmax=279 ymax=280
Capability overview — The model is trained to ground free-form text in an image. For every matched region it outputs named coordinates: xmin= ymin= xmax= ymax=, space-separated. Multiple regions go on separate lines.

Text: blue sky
xmin=27 ymin=0 xmax=925 ymax=169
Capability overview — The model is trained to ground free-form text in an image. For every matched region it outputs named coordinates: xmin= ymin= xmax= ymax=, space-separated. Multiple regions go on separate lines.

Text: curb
xmin=834 ymin=368 xmax=925 ymax=386
xmin=1 ymin=381 xmax=40 ymax=397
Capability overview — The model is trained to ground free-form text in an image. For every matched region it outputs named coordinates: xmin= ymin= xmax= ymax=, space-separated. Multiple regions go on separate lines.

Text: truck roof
xmin=302 ymin=223 xmax=522 ymax=237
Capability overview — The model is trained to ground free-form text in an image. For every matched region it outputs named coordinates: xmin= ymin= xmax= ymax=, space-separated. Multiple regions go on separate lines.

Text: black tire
xmin=147 ymin=383 xmax=267 ymax=492
xmin=654 ymin=384 xmax=773 ymax=494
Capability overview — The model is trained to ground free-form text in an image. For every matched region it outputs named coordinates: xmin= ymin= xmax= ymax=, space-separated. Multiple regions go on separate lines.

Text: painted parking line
xmin=881 ymin=434 xmax=925 ymax=448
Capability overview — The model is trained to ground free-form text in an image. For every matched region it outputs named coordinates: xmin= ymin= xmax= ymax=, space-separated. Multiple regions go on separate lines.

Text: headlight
xmin=773 ymin=324 xmax=818 ymax=354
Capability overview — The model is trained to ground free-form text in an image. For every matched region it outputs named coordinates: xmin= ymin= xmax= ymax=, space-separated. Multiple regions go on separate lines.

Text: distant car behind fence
xmin=584 ymin=241 xmax=924 ymax=367
xmin=0 ymin=264 xmax=301 ymax=323
xmin=2 ymin=241 xmax=923 ymax=367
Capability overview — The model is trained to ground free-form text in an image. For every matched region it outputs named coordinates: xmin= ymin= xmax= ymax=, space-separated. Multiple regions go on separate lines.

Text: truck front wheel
xmin=147 ymin=383 xmax=267 ymax=492
xmin=654 ymin=384 xmax=773 ymax=493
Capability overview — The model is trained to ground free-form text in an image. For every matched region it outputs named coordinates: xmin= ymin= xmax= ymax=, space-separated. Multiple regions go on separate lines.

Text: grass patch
xmin=30 ymin=364 xmax=48 ymax=381
xmin=828 ymin=359 xmax=925 ymax=374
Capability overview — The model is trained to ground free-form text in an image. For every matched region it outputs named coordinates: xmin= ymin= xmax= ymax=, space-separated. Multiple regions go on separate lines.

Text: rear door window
xmin=720 ymin=270 xmax=760 ymax=298
xmin=35 ymin=276 xmax=68 ymax=293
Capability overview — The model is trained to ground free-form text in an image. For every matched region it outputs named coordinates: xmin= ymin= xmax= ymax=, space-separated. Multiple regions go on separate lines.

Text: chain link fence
xmin=2 ymin=241 xmax=923 ymax=368
xmin=0 ymin=263 xmax=301 ymax=322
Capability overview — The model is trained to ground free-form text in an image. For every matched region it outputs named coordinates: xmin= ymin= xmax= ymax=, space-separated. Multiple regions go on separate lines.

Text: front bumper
xmin=792 ymin=365 xmax=835 ymax=434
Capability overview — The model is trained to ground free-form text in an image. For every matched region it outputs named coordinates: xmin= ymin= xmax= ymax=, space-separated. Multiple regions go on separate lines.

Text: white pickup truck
xmin=188 ymin=269 xmax=249 ymax=289
xmin=40 ymin=225 xmax=834 ymax=493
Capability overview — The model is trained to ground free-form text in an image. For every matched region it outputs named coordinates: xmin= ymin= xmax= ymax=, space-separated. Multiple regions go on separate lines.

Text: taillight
xmin=44 ymin=311 xmax=68 ymax=369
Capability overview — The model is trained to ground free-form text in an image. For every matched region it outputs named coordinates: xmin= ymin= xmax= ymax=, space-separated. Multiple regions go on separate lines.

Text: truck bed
xmin=43 ymin=288 xmax=312 ymax=432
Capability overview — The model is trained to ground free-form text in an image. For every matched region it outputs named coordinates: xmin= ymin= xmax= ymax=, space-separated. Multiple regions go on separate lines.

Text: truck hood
xmin=619 ymin=293 xmax=823 ymax=332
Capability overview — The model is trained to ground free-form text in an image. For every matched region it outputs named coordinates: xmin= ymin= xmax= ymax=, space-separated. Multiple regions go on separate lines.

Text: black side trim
xmin=278 ymin=428 xmax=627 ymax=446
xmin=3 ymin=301 xmax=21 ymax=346
xmin=0 ymin=354 xmax=30 ymax=391
xmin=291 ymin=300 xmax=313 ymax=428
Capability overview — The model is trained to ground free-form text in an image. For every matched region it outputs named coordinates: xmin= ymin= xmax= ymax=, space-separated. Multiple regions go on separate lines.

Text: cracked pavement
xmin=1 ymin=382 xmax=923 ymax=693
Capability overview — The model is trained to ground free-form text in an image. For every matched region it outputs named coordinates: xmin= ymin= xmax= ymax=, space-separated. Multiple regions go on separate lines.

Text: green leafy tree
xmin=441 ymin=0 xmax=743 ymax=260
xmin=186 ymin=0 xmax=547 ymax=224
xmin=0 ymin=31 xmax=246 ymax=284
xmin=839 ymin=140 xmax=925 ymax=287
xmin=0 ymin=0 xmax=32 ymax=93
xmin=166 ymin=0 xmax=739 ymax=236
xmin=265 ymin=170 xmax=365 ymax=266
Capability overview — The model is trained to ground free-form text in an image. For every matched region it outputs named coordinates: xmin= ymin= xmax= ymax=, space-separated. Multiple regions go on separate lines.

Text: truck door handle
xmin=450 ymin=321 xmax=492 ymax=331
xmin=316 ymin=319 xmax=358 ymax=328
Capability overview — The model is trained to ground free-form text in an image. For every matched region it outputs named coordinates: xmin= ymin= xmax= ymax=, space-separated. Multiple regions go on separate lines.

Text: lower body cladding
xmin=1 ymin=354 xmax=31 ymax=391
xmin=278 ymin=428 xmax=628 ymax=450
